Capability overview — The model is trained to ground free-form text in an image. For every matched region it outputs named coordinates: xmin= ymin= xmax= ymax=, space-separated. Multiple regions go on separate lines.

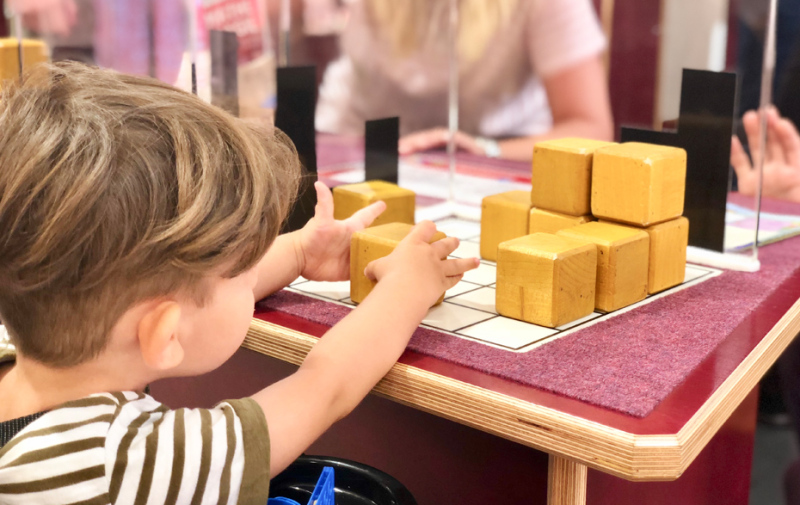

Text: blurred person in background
xmin=7 ymin=0 xmax=185 ymax=83
xmin=315 ymin=0 xmax=614 ymax=161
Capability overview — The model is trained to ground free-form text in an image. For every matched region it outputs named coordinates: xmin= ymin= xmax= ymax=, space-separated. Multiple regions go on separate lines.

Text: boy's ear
xmin=137 ymin=301 xmax=184 ymax=371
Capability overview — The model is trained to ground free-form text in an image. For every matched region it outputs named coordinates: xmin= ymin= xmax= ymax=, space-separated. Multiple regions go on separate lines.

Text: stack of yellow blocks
xmin=336 ymin=181 xmax=453 ymax=307
xmin=484 ymin=138 xmax=690 ymax=328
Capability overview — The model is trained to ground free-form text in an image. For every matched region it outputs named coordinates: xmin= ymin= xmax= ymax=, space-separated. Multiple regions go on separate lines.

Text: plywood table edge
xmin=243 ymin=297 xmax=800 ymax=482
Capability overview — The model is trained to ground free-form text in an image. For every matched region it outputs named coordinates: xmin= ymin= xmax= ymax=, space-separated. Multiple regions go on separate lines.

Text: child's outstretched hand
xmin=364 ymin=221 xmax=479 ymax=308
xmin=297 ymin=182 xmax=386 ymax=282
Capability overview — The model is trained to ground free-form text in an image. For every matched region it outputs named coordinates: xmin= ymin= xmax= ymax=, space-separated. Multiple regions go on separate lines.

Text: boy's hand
xmin=364 ymin=221 xmax=479 ymax=308
xmin=297 ymin=182 xmax=386 ymax=282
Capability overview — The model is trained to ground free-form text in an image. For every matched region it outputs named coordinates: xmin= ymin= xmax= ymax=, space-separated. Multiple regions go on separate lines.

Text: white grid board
xmin=288 ymin=217 xmax=722 ymax=353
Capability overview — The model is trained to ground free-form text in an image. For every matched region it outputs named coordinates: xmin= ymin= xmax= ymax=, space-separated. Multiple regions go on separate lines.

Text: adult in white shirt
xmin=316 ymin=0 xmax=614 ymax=161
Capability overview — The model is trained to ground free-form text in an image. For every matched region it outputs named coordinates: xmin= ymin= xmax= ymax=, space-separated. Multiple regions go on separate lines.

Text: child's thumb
xmin=364 ymin=258 xmax=381 ymax=281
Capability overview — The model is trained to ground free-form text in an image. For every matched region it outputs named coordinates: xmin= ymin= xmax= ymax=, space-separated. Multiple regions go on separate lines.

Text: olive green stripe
xmin=189 ymin=409 xmax=213 ymax=505
xmin=217 ymin=405 xmax=236 ymax=505
xmin=0 ymin=414 xmax=113 ymax=458
xmin=132 ymin=410 xmax=168 ymax=505
xmin=4 ymin=437 xmax=105 ymax=468
xmin=66 ymin=493 xmax=110 ymax=505
xmin=58 ymin=396 xmax=118 ymax=410
xmin=163 ymin=409 xmax=185 ymax=505
xmin=0 ymin=465 xmax=105 ymax=494
xmin=110 ymin=392 xmax=129 ymax=407
xmin=108 ymin=410 xmax=151 ymax=503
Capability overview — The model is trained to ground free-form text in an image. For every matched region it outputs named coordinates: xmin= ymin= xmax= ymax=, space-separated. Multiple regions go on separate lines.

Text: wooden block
xmin=333 ymin=181 xmax=415 ymax=227
xmin=480 ymin=190 xmax=532 ymax=261
xmin=557 ymin=221 xmax=649 ymax=312
xmin=531 ymin=138 xmax=617 ymax=216
xmin=529 ymin=208 xmax=593 ymax=235
xmin=496 ymin=233 xmax=596 ymax=328
xmin=645 ymin=217 xmax=689 ymax=294
xmin=350 ymin=222 xmax=446 ymax=304
xmin=592 ymin=142 xmax=687 ymax=226
xmin=0 ymin=38 xmax=48 ymax=88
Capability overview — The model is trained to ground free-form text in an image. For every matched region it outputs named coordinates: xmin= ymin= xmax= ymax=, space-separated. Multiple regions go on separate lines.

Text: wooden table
xmin=151 ymin=259 xmax=800 ymax=504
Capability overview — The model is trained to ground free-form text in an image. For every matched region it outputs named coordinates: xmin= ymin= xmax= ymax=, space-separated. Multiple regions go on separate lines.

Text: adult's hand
xmin=398 ymin=128 xmax=489 ymax=157
xmin=731 ymin=107 xmax=800 ymax=203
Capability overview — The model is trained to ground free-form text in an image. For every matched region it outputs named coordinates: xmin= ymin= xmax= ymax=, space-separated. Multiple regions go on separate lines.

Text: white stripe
xmin=174 ymin=409 xmax=204 ymax=504
xmin=120 ymin=391 xmax=142 ymax=402
xmin=104 ymin=397 xmax=156 ymax=480
xmin=0 ymin=421 xmax=110 ymax=470
xmin=143 ymin=410 xmax=176 ymax=505
xmin=200 ymin=408 xmax=229 ymax=504
xmin=125 ymin=394 xmax=164 ymax=413
xmin=226 ymin=405 xmax=245 ymax=505
xmin=111 ymin=410 xmax=162 ymax=505
xmin=0 ymin=475 xmax=107 ymax=505
xmin=0 ymin=447 xmax=105 ymax=485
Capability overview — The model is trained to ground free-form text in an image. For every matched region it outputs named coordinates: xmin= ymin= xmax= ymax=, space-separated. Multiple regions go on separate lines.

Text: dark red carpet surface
xmin=257 ymin=227 xmax=800 ymax=418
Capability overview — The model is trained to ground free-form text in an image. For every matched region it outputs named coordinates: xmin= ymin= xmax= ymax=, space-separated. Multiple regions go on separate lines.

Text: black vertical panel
xmin=621 ymin=69 xmax=737 ymax=252
xmin=276 ymin=66 xmax=318 ymax=232
xmin=210 ymin=30 xmax=240 ymax=117
xmin=365 ymin=117 xmax=400 ymax=184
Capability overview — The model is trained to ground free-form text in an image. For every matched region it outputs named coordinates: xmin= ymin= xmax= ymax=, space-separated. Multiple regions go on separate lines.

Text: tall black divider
xmin=276 ymin=66 xmax=318 ymax=233
xmin=210 ymin=30 xmax=239 ymax=117
xmin=365 ymin=117 xmax=400 ymax=184
xmin=621 ymin=69 xmax=736 ymax=252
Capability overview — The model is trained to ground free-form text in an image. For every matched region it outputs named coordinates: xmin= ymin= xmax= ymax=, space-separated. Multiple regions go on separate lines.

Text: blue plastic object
xmin=269 ymin=455 xmax=417 ymax=505
xmin=268 ymin=498 xmax=301 ymax=505
xmin=307 ymin=467 xmax=335 ymax=505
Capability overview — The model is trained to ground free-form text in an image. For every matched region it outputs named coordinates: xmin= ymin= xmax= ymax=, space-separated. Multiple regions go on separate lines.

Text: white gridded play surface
xmin=288 ymin=216 xmax=723 ymax=354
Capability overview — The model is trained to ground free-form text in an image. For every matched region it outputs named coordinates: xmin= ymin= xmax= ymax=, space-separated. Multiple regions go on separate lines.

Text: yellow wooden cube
xmin=531 ymin=138 xmax=617 ymax=216
xmin=496 ymin=233 xmax=596 ymax=328
xmin=557 ymin=221 xmax=649 ymax=312
xmin=333 ymin=180 xmax=415 ymax=227
xmin=480 ymin=190 xmax=532 ymax=261
xmin=591 ymin=142 xmax=687 ymax=226
xmin=350 ymin=222 xmax=447 ymax=304
xmin=0 ymin=38 xmax=49 ymax=88
xmin=645 ymin=217 xmax=689 ymax=294
xmin=529 ymin=208 xmax=593 ymax=235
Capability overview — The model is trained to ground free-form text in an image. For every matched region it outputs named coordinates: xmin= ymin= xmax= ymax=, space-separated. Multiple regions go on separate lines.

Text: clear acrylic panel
xmin=189 ymin=0 xmax=276 ymax=124
xmin=635 ymin=0 xmax=800 ymax=271
xmin=305 ymin=0 xmax=537 ymax=221
xmin=725 ymin=0 xmax=800 ymax=265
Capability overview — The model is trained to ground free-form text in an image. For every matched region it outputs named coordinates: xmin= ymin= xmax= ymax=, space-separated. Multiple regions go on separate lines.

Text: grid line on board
xmin=282 ymin=217 xmax=721 ymax=353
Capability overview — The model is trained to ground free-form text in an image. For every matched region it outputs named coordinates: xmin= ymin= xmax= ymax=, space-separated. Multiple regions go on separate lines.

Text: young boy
xmin=0 ymin=62 xmax=478 ymax=504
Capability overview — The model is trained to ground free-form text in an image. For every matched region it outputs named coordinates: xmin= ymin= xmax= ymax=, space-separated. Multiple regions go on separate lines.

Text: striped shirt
xmin=0 ymin=373 xmax=270 ymax=505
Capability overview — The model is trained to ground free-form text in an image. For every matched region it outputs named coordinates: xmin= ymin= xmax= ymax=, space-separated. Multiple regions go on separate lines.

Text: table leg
xmin=547 ymin=455 xmax=587 ymax=505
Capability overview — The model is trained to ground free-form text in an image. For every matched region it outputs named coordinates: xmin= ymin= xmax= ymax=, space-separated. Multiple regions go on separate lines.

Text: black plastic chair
xmin=269 ymin=455 xmax=417 ymax=505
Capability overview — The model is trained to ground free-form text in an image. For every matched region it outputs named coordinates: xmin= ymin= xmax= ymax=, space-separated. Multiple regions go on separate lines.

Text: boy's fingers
xmin=443 ymin=273 xmax=464 ymax=291
xmin=443 ymin=257 xmax=480 ymax=277
xmin=347 ymin=200 xmax=386 ymax=229
xmin=363 ymin=258 xmax=382 ymax=281
xmin=313 ymin=181 xmax=334 ymax=222
xmin=406 ymin=220 xmax=438 ymax=243
xmin=431 ymin=236 xmax=460 ymax=258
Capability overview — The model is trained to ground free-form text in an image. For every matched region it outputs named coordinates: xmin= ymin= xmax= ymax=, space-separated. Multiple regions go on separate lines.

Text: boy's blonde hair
xmin=0 ymin=62 xmax=301 ymax=367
